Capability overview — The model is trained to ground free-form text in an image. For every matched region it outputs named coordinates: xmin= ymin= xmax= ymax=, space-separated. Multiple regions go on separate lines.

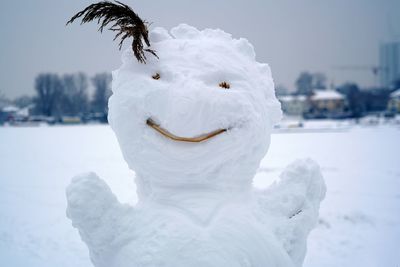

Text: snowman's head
xmin=108 ymin=24 xmax=281 ymax=196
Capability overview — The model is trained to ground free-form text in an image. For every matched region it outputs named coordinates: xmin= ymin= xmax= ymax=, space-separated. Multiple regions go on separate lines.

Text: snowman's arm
xmin=66 ymin=172 xmax=132 ymax=266
xmin=255 ymin=159 xmax=326 ymax=265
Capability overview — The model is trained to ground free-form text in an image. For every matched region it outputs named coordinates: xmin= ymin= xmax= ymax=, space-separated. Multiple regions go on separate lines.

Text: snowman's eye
xmin=219 ymin=81 xmax=230 ymax=89
xmin=152 ymin=73 xmax=160 ymax=80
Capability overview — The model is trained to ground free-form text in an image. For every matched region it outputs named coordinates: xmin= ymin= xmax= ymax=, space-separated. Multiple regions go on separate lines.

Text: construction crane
xmin=332 ymin=65 xmax=388 ymax=88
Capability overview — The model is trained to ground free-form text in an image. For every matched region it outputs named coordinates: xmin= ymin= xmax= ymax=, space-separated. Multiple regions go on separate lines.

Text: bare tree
xmin=392 ymin=78 xmax=400 ymax=90
xmin=0 ymin=90 xmax=10 ymax=109
xmin=34 ymin=73 xmax=63 ymax=116
xmin=91 ymin=73 xmax=112 ymax=114
xmin=312 ymin=72 xmax=327 ymax=90
xmin=295 ymin=72 xmax=313 ymax=95
xmin=61 ymin=73 xmax=89 ymax=115
xmin=295 ymin=72 xmax=329 ymax=95
xmin=337 ymin=83 xmax=364 ymax=117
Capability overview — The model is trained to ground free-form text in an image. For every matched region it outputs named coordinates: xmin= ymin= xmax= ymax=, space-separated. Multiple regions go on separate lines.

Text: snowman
xmin=66 ymin=2 xmax=326 ymax=267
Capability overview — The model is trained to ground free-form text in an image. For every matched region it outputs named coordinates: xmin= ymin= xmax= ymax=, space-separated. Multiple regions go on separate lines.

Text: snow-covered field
xmin=0 ymin=123 xmax=399 ymax=267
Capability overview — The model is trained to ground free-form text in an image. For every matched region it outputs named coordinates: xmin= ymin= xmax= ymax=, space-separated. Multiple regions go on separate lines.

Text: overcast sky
xmin=1 ymin=0 xmax=399 ymax=98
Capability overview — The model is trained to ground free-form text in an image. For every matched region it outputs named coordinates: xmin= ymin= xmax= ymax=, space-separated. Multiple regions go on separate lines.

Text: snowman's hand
xmin=276 ymin=159 xmax=325 ymax=218
xmin=256 ymin=159 xmax=326 ymax=265
xmin=66 ymin=172 xmax=131 ymax=264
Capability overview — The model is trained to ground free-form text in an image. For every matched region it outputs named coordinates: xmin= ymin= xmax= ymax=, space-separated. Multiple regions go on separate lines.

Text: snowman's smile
xmin=146 ymin=118 xmax=227 ymax=143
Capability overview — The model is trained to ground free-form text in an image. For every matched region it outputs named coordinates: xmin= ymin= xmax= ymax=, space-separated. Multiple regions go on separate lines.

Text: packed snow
xmin=62 ymin=24 xmax=325 ymax=266
xmin=310 ymin=90 xmax=345 ymax=101
xmin=109 ymin=24 xmax=281 ymax=199
xmin=0 ymin=123 xmax=399 ymax=266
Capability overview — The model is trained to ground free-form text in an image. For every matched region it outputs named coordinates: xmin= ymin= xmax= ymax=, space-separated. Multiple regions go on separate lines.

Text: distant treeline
xmin=2 ymin=70 xmax=399 ymax=121
xmin=12 ymin=72 xmax=112 ymax=119
xmin=276 ymin=71 xmax=400 ymax=118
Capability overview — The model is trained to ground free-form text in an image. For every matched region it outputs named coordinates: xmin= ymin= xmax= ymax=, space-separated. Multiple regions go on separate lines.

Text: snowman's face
xmin=108 ymin=24 xmax=281 ymax=192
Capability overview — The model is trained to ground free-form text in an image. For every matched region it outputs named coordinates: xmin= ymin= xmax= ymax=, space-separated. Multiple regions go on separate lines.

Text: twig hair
xmin=67 ymin=1 xmax=158 ymax=63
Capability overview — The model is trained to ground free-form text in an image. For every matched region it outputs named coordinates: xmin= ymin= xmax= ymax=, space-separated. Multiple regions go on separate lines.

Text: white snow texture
xmin=66 ymin=24 xmax=326 ymax=267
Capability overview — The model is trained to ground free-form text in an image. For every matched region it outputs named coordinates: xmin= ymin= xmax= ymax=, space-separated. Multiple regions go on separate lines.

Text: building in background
xmin=0 ymin=105 xmax=19 ymax=124
xmin=309 ymin=90 xmax=346 ymax=114
xmin=387 ymin=89 xmax=400 ymax=113
xmin=380 ymin=42 xmax=400 ymax=88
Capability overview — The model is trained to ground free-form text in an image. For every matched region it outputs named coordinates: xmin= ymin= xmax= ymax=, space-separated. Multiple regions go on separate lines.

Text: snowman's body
xmin=114 ymin=197 xmax=294 ymax=267
xmin=66 ymin=24 xmax=325 ymax=267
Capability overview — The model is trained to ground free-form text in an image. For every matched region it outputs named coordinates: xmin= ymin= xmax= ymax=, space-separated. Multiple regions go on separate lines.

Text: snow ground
xmin=0 ymin=123 xmax=399 ymax=267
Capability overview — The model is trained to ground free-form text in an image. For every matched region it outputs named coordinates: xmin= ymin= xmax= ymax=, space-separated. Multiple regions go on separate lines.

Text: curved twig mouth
xmin=146 ymin=118 xmax=227 ymax=143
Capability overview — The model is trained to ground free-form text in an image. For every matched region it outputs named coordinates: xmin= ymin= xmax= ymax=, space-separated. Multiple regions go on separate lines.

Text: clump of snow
xmin=256 ymin=159 xmax=326 ymax=264
xmin=66 ymin=24 xmax=325 ymax=267
xmin=390 ymin=88 xmax=400 ymax=98
xmin=311 ymin=90 xmax=345 ymax=101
